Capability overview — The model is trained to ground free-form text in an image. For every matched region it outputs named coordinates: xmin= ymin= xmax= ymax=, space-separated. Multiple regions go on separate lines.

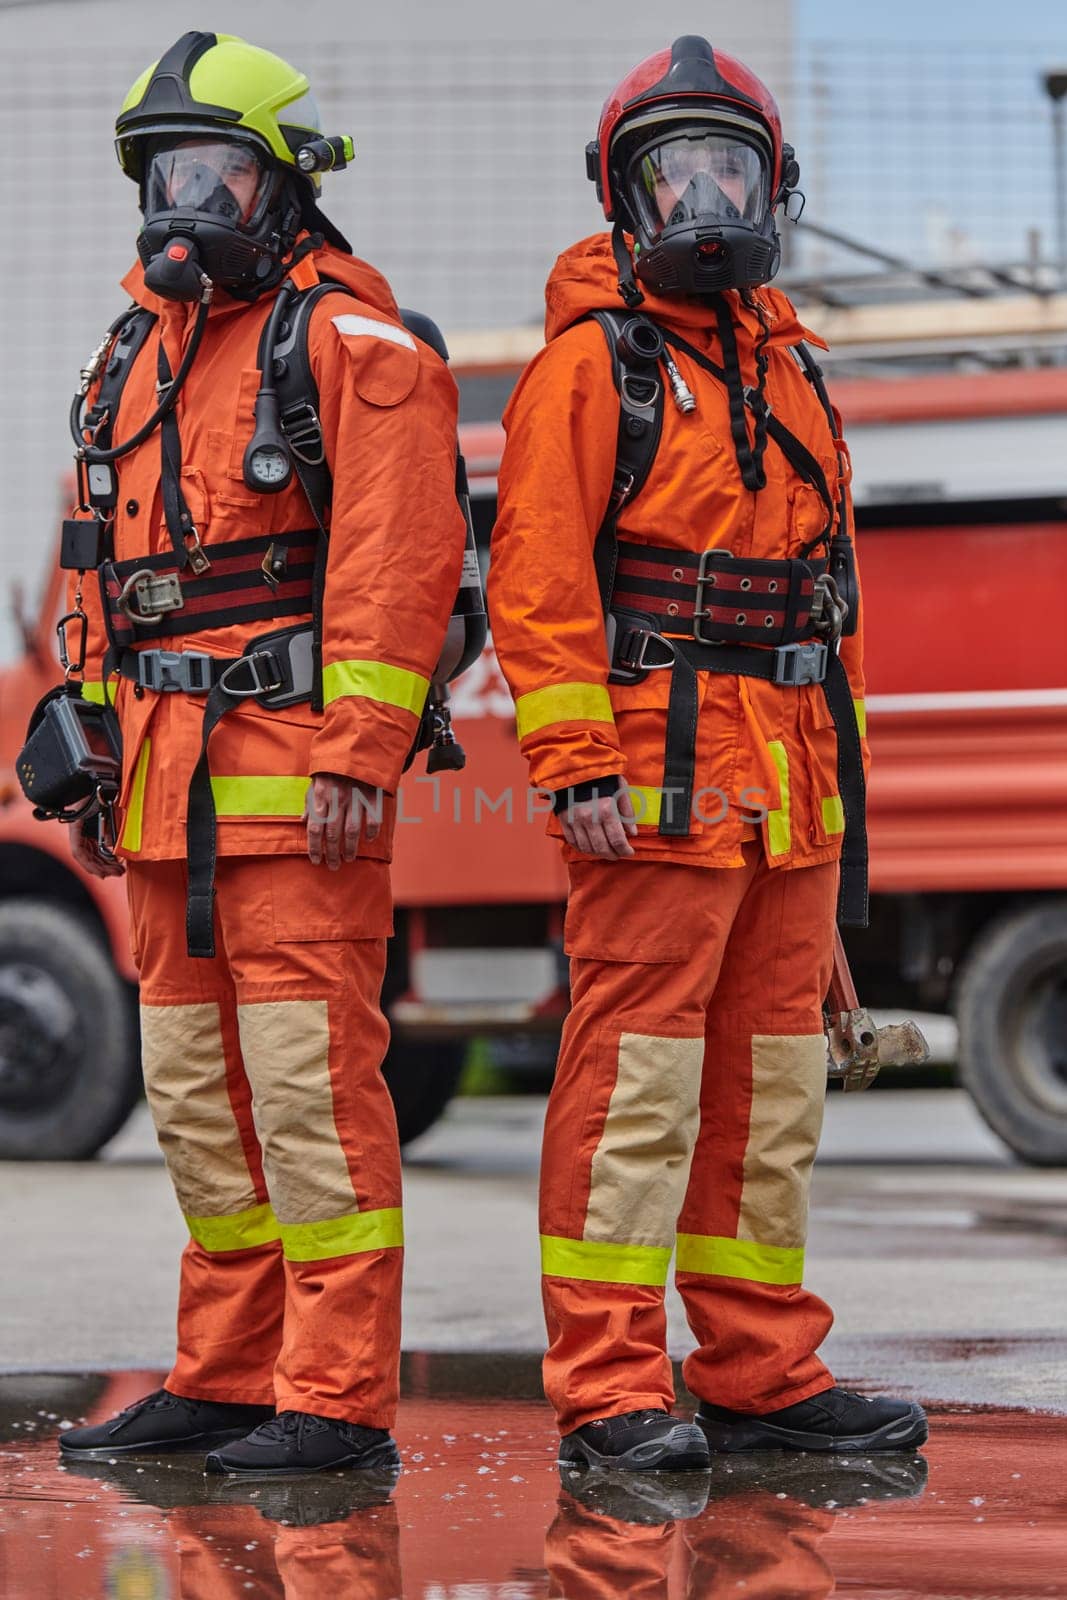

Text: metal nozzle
xmin=663 ymin=353 xmax=696 ymax=414
xmin=79 ymin=332 xmax=114 ymax=396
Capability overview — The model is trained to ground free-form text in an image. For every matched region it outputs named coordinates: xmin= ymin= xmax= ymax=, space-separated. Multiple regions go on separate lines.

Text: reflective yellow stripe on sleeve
xmin=210 ymin=777 xmax=309 ymax=817
xmin=822 ymin=795 xmax=845 ymax=836
xmin=676 ymin=1233 xmax=804 ymax=1286
xmin=853 ymin=698 xmax=867 ymax=738
xmin=278 ymin=1208 xmax=404 ymax=1262
xmin=540 ymin=1234 xmax=672 ymax=1288
xmin=766 ymin=740 xmax=791 ymax=857
xmin=514 ymin=683 xmax=615 ymax=740
xmin=185 ymin=1202 xmax=280 ymax=1253
xmin=80 ymin=681 xmax=107 ymax=705
xmin=322 ymin=660 xmax=429 ymax=717
xmin=120 ymin=737 xmax=151 ymax=852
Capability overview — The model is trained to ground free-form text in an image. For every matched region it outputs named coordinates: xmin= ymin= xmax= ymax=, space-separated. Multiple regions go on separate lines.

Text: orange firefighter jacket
xmin=488 ymin=233 xmax=869 ymax=871
xmin=72 ymin=239 xmax=466 ymax=862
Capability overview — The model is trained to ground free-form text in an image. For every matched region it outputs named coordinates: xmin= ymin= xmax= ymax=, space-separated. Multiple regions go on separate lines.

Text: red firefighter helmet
xmin=585 ymin=36 xmax=800 ymax=300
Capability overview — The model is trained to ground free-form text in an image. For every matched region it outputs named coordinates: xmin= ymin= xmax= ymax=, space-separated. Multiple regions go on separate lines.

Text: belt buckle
xmin=772 ymin=641 xmax=828 ymax=686
xmin=217 ymin=650 xmax=283 ymax=699
xmin=118 ymin=569 xmax=184 ymax=625
xmin=137 ymin=649 xmax=213 ymax=694
xmin=693 ymin=549 xmax=733 ymax=645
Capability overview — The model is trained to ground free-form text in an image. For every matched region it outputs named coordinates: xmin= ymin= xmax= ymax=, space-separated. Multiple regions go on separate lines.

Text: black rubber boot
xmin=559 ymin=1409 xmax=710 ymax=1473
xmin=697 ymin=1387 xmax=928 ymax=1453
xmin=58 ymin=1389 xmax=275 ymax=1458
xmin=205 ymin=1411 xmax=401 ymax=1477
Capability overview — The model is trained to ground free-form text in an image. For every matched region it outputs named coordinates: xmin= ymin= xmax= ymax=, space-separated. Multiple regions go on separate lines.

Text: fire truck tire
xmin=956 ymin=899 xmax=1067 ymax=1167
xmin=0 ymin=899 xmax=140 ymax=1160
xmin=382 ymin=1038 xmax=465 ymax=1147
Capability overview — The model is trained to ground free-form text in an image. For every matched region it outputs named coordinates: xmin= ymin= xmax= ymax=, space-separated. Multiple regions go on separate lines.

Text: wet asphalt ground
xmin=2 ymin=1088 xmax=1066 ymax=1593
xmin=0 ymin=1361 xmax=1064 ymax=1598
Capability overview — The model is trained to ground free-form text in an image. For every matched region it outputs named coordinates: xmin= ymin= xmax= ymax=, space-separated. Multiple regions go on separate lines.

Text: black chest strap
xmin=587 ymin=307 xmax=867 ymax=926
xmin=658 ymin=325 xmax=839 ymax=552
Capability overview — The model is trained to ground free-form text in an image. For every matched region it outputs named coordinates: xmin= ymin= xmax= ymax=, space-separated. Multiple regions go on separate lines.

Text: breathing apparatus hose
xmin=69 ymin=274 xmax=214 ymax=464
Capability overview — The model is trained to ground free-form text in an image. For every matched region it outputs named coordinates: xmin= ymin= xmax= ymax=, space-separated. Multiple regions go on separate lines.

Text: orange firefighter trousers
xmin=127 ymin=853 xmax=402 ymax=1429
xmin=541 ymin=841 xmax=838 ymax=1434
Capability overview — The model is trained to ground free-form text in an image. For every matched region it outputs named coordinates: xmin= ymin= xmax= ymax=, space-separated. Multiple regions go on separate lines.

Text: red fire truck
xmin=2 ymin=341 xmax=1066 ymax=1164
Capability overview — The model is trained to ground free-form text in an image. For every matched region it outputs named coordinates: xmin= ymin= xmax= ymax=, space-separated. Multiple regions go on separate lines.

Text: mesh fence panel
xmin=792 ymin=40 xmax=1065 ymax=275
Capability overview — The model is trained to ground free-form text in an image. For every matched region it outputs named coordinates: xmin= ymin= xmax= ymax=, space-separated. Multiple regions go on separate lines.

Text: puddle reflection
xmin=0 ymin=1358 xmax=1064 ymax=1598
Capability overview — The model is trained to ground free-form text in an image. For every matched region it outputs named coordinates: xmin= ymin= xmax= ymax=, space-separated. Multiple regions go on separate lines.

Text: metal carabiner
xmin=57 ymin=608 xmax=88 ymax=681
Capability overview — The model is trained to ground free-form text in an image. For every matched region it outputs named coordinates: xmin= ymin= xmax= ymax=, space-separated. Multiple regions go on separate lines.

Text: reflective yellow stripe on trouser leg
xmin=234 ymin=998 xmax=404 ymax=1260
xmin=676 ymin=1033 xmax=827 ymax=1286
xmin=542 ymin=1030 xmax=704 ymax=1286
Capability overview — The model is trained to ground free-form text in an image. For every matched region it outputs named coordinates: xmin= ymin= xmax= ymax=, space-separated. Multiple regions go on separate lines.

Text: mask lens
xmin=144 ymin=139 xmax=272 ymax=226
xmin=631 ymin=131 xmax=768 ymax=236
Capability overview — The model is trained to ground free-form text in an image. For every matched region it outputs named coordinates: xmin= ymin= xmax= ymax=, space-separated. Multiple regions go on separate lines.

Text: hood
xmin=544 ymin=232 xmax=825 ymax=351
xmin=121 ymin=235 xmax=400 ymax=322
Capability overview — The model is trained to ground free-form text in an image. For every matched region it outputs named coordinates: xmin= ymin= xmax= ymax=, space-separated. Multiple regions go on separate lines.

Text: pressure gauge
xmin=243 ymin=438 xmax=292 ymax=493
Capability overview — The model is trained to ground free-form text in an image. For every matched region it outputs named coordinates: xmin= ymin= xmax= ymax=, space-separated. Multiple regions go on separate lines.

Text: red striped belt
xmin=102 ymin=530 xmax=318 ymax=648
xmin=611 ymin=539 xmax=822 ymax=647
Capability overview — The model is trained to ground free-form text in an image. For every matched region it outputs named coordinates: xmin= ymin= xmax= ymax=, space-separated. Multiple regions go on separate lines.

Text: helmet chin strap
xmin=612 ymin=220 xmax=644 ymax=308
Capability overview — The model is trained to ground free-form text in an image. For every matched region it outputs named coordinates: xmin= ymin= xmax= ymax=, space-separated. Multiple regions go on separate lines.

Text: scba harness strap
xmin=69 ymin=279 xmax=486 ymax=957
xmin=589 ymin=306 xmax=868 ymax=927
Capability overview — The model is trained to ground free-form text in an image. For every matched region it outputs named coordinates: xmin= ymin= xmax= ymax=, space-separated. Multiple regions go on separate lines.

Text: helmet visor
xmin=628 ymin=132 xmax=769 ymax=238
xmin=143 ymin=139 xmax=275 ymax=228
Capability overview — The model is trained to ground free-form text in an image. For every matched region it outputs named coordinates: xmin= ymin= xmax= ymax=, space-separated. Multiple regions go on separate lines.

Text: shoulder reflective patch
xmin=331 ymin=313 xmax=417 ymax=351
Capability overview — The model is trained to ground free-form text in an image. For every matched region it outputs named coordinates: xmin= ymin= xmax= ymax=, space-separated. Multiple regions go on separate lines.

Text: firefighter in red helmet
xmin=489 ymin=37 xmax=927 ymax=1470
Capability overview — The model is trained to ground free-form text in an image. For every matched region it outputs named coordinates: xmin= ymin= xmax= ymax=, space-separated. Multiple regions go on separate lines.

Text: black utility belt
xmin=117 ymin=623 xmax=315 ymax=710
xmin=608 ymin=610 xmax=829 ymax=688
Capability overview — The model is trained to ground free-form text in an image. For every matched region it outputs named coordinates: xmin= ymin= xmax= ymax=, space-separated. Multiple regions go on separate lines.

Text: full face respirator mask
xmin=617 ymin=118 xmax=788 ymax=296
xmin=137 ymin=137 xmax=300 ymax=300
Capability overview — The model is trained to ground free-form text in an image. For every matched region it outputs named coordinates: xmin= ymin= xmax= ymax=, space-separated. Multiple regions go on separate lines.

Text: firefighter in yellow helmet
xmin=56 ymin=32 xmax=466 ymax=1474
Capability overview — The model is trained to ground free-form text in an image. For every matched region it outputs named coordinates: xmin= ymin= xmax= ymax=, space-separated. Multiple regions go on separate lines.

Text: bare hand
xmin=305 ymin=773 xmax=383 ymax=868
xmin=68 ymin=819 xmax=125 ymax=879
xmin=559 ymin=778 xmax=638 ymax=859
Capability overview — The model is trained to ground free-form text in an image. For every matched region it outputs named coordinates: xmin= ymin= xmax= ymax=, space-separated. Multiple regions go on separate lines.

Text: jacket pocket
xmin=787 ymin=479 xmax=834 ymax=556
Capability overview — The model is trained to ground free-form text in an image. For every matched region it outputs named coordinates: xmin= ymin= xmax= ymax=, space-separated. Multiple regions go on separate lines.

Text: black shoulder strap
xmin=81 ymin=305 xmax=156 ymax=480
xmin=589 ymin=309 xmax=664 ymax=611
xmin=793 ymin=341 xmax=859 ymax=633
xmin=267 ymin=279 xmax=350 ymax=532
xmin=793 ymin=339 xmax=849 ymax=546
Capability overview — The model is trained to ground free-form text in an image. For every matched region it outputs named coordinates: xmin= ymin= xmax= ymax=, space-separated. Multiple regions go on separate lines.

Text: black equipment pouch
xmin=17 ymin=686 xmax=122 ymax=821
xmin=60 ymin=518 xmax=109 ymax=572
